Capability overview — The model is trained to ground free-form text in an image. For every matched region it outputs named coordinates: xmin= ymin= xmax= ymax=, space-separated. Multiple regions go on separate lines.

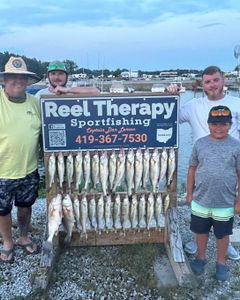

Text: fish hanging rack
xmin=34 ymin=94 xmax=193 ymax=290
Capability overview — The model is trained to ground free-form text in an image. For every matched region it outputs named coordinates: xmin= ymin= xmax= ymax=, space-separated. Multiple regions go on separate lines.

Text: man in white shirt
xmin=168 ymin=66 xmax=240 ymax=260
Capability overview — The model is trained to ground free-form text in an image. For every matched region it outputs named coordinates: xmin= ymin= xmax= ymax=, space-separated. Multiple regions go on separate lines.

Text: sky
xmin=0 ymin=0 xmax=240 ymax=71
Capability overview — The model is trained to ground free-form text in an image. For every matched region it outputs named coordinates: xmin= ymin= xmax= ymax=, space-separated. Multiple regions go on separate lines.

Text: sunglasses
xmin=210 ymin=109 xmax=230 ymax=117
xmin=48 ymin=64 xmax=66 ymax=71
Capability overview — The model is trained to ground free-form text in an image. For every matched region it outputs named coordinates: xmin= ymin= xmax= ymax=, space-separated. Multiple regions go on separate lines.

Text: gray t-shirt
xmin=189 ymin=135 xmax=240 ymax=208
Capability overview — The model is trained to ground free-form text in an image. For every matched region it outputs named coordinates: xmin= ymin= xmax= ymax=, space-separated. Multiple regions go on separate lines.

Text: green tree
xmin=63 ymin=59 xmax=78 ymax=74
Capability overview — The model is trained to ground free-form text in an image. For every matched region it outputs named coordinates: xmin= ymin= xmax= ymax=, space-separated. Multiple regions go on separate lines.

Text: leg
xmin=216 ymin=235 xmax=229 ymax=265
xmin=0 ymin=213 xmax=14 ymax=261
xmin=196 ymin=233 xmax=209 ymax=260
xmin=17 ymin=206 xmax=37 ymax=253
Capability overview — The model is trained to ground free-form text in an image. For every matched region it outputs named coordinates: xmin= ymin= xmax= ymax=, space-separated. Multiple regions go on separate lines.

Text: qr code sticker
xmin=49 ymin=130 xmax=66 ymax=147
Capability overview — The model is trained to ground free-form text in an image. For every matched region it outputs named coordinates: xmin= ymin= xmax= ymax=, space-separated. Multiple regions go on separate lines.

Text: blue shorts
xmin=0 ymin=170 xmax=40 ymax=216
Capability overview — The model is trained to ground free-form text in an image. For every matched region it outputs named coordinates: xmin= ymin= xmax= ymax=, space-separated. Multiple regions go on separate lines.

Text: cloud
xmin=199 ymin=22 xmax=224 ymax=28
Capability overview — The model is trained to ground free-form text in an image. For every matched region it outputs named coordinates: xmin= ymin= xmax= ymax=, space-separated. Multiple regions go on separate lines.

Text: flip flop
xmin=17 ymin=241 xmax=39 ymax=255
xmin=0 ymin=248 xmax=15 ymax=264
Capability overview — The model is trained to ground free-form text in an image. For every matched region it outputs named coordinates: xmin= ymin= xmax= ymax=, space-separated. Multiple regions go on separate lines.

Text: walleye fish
xmin=66 ymin=153 xmax=74 ymax=190
xmin=134 ymin=148 xmax=143 ymax=192
xmin=164 ymin=194 xmax=170 ymax=214
xmin=83 ymin=151 xmax=91 ymax=191
xmin=142 ymin=148 xmax=150 ymax=190
xmin=146 ymin=193 xmax=154 ymax=232
xmin=91 ymin=152 xmax=99 ymax=190
xmin=99 ymin=151 xmax=109 ymax=196
xmin=109 ymin=151 xmax=117 ymax=191
xmin=126 ymin=149 xmax=134 ymax=196
xmin=121 ymin=194 xmax=129 ymax=235
xmin=48 ymin=153 xmax=56 ymax=188
xmin=150 ymin=148 xmax=160 ymax=192
xmin=113 ymin=193 xmax=121 ymax=232
xmin=159 ymin=148 xmax=168 ymax=185
xmin=73 ymin=194 xmax=81 ymax=234
xmin=112 ymin=149 xmax=125 ymax=192
xmin=57 ymin=152 xmax=65 ymax=189
xmin=138 ymin=193 xmax=146 ymax=230
xmin=80 ymin=194 xmax=88 ymax=239
xmin=62 ymin=194 xmax=75 ymax=244
xmin=154 ymin=193 xmax=163 ymax=230
xmin=130 ymin=194 xmax=138 ymax=228
xmin=75 ymin=152 xmax=82 ymax=191
xmin=167 ymin=148 xmax=176 ymax=186
xmin=104 ymin=194 xmax=112 ymax=233
xmin=47 ymin=194 xmax=63 ymax=243
xmin=96 ymin=194 xmax=104 ymax=234
xmin=88 ymin=196 xmax=96 ymax=230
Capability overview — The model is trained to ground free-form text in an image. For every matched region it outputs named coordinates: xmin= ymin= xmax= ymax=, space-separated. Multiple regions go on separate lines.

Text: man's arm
xmin=186 ymin=165 xmax=196 ymax=205
xmin=50 ymin=86 xmax=100 ymax=95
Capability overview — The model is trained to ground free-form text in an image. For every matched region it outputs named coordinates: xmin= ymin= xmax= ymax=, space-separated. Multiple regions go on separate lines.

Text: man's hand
xmin=50 ymin=86 xmax=70 ymax=95
xmin=166 ymin=83 xmax=180 ymax=94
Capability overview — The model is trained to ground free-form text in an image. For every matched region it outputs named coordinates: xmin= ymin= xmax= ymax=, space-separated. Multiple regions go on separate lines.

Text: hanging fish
xmin=134 ymin=148 xmax=143 ymax=192
xmin=130 ymin=194 xmax=138 ymax=229
xmin=154 ymin=193 xmax=163 ymax=230
xmin=80 ymin=194 xmax=88 ymax=239
xmin=75 ymin=152 xmax=82 ymax=191
xmin=66 ymin=153 xmax=74 ymax=190
xmin=91 ymin=152 xmax=99 ymax=190
xmin=83 ymin=151 xmax=91 ymax=191
xmin=99 ymin=151 xmax=109 ymax=196
xmin=126 ymin=149 xmax=134 ymax=196
xmin=138 ymin=193 xmax=146 ymax=230
xmin=96 ymin=194 xmax=104 ymax=234
xmin=48 ymin=153 xmax=56 ymax=188
xmin=73 ymin=194 xmax=81 ymax=234
xmin=113 ymin=193 xmax=121 ymax=232
xmin=146 ymin=193 xmax=154 ymax=233
xmin=121 ymin=194 xmax=129 ymax=235
xmin=46 ymin=194 xmax=62 ymax=243
xmin=150 ymin=148 xmax=160 ymax=192
xmin=159 ymin=148 xmax=168 ymax=186
xmin=109 ymin=151 xmax=117 ymax=191
xmin=164 ymin=194 xmax=170 ymax=214
xmin=142 ymin=148 xmax=150 ymax=190
xmin=112 ymin=149 xmax=125 ymax=192
xmin=62 ymin=194 xmax=75 ymax=244
xmin=167 ymin=148 xmax=176 ymax=186
xmin=104 ymin=194 xmax=112 ymax=233
xmin=88 ymin=196 xmax=96 ymax=230
xmin=57 ymin=152 xmax=65 ymax=189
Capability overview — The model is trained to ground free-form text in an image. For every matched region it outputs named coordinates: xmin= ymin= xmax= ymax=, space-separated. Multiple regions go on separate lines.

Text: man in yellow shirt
xmin=0 ymin=56 xmax=41 ymax=262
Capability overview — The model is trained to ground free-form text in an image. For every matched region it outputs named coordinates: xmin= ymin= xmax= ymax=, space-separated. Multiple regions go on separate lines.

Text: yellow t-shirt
xmin=0 ymin=90 xmax=41 ymax=179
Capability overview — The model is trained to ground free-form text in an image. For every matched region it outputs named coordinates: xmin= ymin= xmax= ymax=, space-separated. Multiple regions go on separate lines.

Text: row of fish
xmin=46 ymin=192 xmax=171 ymax=243
xmin=48 ymin=148 xmax=176 ymax=194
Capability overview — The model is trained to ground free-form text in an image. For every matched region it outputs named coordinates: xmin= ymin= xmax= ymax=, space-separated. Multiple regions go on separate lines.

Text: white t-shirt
xmin=180 ymin=95 xmax=240 ymax=141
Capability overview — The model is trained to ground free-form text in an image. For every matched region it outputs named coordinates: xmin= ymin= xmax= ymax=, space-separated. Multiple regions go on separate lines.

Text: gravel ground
xmin=1 ymin=196 xmax=240 ymax=300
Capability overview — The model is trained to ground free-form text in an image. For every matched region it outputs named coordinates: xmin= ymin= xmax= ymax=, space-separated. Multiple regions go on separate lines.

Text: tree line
xmin=0 ymin=51 xmax=203 ymax=78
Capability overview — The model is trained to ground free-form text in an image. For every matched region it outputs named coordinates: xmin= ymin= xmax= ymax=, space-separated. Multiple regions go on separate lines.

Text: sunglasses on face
xmin=210 ymin=109 xmax=230 ymax=117
xmin=48 ymin=64 xmax=66 ymax=71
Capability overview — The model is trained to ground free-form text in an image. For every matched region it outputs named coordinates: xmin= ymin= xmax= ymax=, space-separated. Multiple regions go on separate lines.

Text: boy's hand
xmin=234 ymin=201 xmax=240 ymax=214
xmin=186 ymin=194 xmax=192 ymax=206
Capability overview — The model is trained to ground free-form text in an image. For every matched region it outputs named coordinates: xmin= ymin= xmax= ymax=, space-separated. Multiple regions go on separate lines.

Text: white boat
xmin=151 ymin=83 xmax=165 ymax=93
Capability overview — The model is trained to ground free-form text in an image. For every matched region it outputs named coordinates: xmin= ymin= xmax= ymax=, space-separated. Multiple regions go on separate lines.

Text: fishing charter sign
xmin=41 ymin=95 xmax=179 ymax=152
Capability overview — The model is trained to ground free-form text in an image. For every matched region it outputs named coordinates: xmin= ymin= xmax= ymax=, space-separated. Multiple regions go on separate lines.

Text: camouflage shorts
xmin=0 ymin=170 xmax=40 ymax=216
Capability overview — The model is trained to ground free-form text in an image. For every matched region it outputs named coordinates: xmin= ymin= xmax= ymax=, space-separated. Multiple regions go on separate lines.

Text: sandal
xmin=190 ymin=258 xmax=206 ymax=275
xmin=215 ymin=263 xmax=229 ymax=281
xmin=17 ymin=241 xmax=39 ymax=255
xmin=0 ymin=248 xmax=14 ymax=264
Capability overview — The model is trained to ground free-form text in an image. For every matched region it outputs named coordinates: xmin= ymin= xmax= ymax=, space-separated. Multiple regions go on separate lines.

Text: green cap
xmin=47 ymin=61 xmax=68 ymax=74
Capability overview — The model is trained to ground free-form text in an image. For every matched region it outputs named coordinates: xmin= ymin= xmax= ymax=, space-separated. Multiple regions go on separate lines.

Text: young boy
xmin=187 ymin=105 xmax=240 ymax=281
